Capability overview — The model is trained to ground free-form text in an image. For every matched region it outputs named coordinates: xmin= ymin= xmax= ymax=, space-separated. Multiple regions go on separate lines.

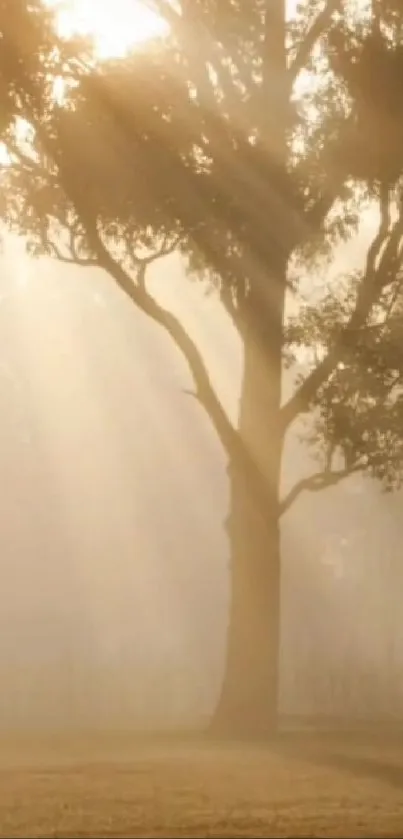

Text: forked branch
xmin=280 ymin=462 xmax=363 ymax=516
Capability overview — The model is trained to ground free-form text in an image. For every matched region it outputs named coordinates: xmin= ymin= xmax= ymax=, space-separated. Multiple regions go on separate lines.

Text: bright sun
xmin=54 ymin=0 xmax=167 ymax=59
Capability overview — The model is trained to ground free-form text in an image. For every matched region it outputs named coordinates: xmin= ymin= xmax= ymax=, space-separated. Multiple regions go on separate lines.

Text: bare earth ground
xmin=1 ymin=731 xmax=403 ymax=837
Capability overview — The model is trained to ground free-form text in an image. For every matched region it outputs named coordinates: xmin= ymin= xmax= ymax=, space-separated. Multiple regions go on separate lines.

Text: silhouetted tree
xmin=2 ymin=0 xmax=403 ymax=734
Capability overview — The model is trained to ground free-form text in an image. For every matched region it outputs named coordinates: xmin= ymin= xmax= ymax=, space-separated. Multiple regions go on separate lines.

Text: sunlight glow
xmin=54 ymin=0 xmax=167 ymax=58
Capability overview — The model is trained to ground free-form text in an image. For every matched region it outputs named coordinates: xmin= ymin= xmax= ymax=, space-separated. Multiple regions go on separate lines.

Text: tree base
xmin=208 ymin=698 xmax=278 ymax=741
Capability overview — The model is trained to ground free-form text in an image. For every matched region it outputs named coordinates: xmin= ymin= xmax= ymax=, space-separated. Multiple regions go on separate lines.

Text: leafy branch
xmin=281 ymin=188 xmax=401 ymax=431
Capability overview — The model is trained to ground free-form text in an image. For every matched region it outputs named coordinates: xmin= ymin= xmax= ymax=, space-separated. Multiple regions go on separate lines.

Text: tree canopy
xmin=1 ymin=0 xmax=403 ymax=505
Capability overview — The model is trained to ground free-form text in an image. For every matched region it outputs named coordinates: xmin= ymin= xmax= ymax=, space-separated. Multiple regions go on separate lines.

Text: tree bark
xmin=211 ymin=260 xmax=286 ymax=737
xmin=209 ymin=0 xmax=291 ymax=737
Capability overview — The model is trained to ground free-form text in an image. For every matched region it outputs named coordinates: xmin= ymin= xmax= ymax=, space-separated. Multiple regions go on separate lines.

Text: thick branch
xmin=66 ymin=216 xmax=282 ymax=529
xmin=82 ymin=222 xmax=268 ymax=490
xmin=90 ymin=230 xmax=235 ymax=447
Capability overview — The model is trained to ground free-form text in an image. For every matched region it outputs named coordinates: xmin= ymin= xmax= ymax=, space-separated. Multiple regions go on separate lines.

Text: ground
xmin=1 ymin=730 xmax=403 ymax=837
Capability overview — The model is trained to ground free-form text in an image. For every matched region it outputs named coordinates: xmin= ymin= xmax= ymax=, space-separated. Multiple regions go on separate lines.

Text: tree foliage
xmin=1 ymin=0 xmax=403 ymax=510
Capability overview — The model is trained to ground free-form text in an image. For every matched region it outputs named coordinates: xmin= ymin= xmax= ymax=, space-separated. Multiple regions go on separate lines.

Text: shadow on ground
xmin=276 ymin=726 xmax=403 ymax=791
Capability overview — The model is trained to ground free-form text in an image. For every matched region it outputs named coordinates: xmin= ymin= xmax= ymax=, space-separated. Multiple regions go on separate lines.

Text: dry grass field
xmin=0 ymin=730 xmax=403 ymax=837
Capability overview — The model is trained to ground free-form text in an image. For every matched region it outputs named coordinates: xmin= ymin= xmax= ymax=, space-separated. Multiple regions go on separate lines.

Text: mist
xmin=0 ymin=233 xmax=402 ymax=733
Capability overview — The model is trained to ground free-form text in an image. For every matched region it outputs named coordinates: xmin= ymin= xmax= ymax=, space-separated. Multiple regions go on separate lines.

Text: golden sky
xmin=54 ymin=0 xmax=167 ymax=57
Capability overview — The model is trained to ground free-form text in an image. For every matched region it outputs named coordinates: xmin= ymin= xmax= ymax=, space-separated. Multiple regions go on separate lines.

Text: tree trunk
xmin=211 ymin=266 xmax=286 ymax=737
xmin=209 ymin=0 xmax=288 ymax=737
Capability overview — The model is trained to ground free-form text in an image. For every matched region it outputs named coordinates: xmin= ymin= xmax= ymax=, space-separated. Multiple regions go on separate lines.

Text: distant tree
xmin=2 ymin=0 xmax=403 ymax=734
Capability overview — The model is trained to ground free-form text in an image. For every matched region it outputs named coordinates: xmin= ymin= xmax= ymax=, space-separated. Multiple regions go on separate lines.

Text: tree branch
xmin=3 ymin=139 xmax=37 ymax=173
xmin=73 ymin=218 xmax=278 ymax=522
xmin=130 ymin=234 xmax=182 ymax=272
xmin=281 ymin=193 xmax=396 ymax=431
xmin=220 ymin=285 xmax=242 ymax=331
xmin=289 ymin=0 xmax=340 ymax=85
xmin=48 ymin=240 xmax=99 ymax=267
xmin=87 ymin=225 xmax=238 ymax=450
xmin=25 ymin=118 xmax=246 ymax=467
xmin=280 ymin=461 xmax=363 ymax=516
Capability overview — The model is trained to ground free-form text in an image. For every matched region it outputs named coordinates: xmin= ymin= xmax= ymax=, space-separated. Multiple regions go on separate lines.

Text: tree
xmin=2 ymin=0 xmax=403 ymax=735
